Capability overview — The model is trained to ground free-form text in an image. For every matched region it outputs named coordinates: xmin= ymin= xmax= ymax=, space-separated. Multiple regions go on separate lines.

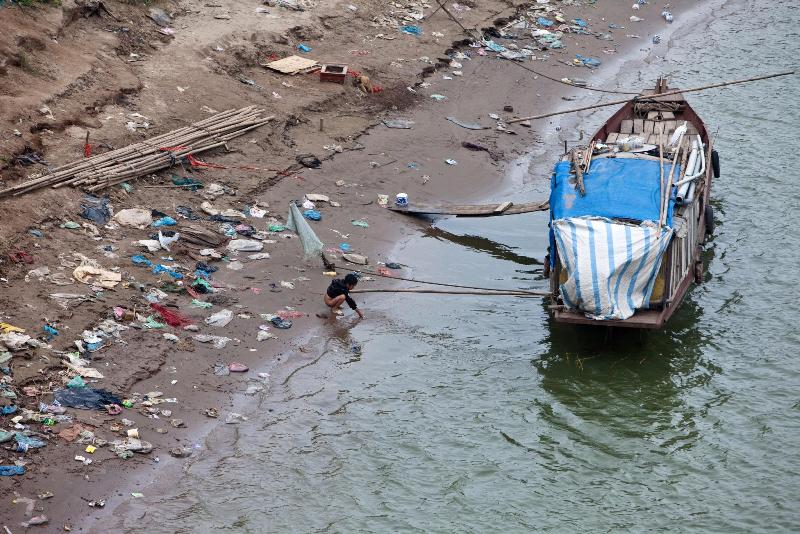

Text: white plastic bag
xmin=205 ymin=309 xmax=233 ymax=328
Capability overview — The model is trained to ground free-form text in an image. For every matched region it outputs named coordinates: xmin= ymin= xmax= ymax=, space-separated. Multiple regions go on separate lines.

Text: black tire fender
xmin=704 ymin=204 xmax=714 ymax=235
xmin=711 ymin=149 xmax=720 ymax=178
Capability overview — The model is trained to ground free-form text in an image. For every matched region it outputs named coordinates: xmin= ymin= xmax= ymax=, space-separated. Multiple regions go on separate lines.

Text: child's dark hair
xmin=344 ymin=273 xmax=359 ymax=286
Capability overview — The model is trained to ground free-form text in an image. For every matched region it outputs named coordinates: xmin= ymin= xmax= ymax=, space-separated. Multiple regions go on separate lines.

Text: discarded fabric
xmin=80 ymin=195 xmax=112 ymax=225
xmin=54 ymin=388 xmax=122 ymax=410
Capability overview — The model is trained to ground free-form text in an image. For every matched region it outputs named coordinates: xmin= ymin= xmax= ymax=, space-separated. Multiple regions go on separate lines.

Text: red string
xmin=84 ymin=144 xmax=92 ymax=158
xmin=187 ymin=154 xmax=226 ymax=169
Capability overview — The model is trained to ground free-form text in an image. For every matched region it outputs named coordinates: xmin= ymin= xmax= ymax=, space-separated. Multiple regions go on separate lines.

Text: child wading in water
xmin=324 ymin=273 xmax=365 ymax=319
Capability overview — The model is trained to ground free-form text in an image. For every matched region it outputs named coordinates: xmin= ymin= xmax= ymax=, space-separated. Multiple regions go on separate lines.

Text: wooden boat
xmin=546 ymin=78 xmax=719 ymax=329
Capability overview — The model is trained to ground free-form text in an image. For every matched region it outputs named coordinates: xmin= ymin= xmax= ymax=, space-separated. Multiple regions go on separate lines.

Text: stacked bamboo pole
xmin=0 ymin=107 xmax=274 ymax=198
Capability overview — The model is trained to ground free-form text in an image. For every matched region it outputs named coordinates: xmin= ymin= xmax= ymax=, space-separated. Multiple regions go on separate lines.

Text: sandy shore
xmin=0 ymin=0 xmax=711 ymax=529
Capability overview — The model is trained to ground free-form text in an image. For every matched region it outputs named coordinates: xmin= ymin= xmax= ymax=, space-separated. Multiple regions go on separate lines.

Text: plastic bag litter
xmin=114 ymin=208 xmax=152 ymax=228
xmin=15 ymin=433 xmax=46 ymax=450
xmin=138 ymin=239 xmax=161 ymax=252
xmin=153 ymin=216 xmax=177 ymax=228
xmin=247 ymin=252 xmax=271 ymax=260
xmin=193 ymin=334 xmax=231 ymax=349
xmin=0 ymin=465 xmax=25 ymax=476
xmin=73 ymin=265 xmax=121 ymax=288
xmin=227 ymin=239 xmax=263 ymax=253
xmin=446 ymin=116 xmax=483 ymax=130
xmin=205 ymin=309 xmax=233 ymax=328
xmin=270 ymin=317 xmax=293 ymax=329
xmin=383 ymin=119 xmax=414 ymax=129
xmin=303 ymin=209 xmax=321 ymax=221
xmin=159 ymin=230 xmax=180 ymax=251
xmin=152 ymin=264 xmax=183 ymax=279
xmin=150 ymin=303 xmax=194 ymax=327
xmin=342 ymin=253 xmax=368 ymax=265
xmin=80 ymin=195 xmax=112 ymax=225
xmin=54 ymin=388 xmax=122 ymax=410
xmin=574 ymin=54 xmax=601 ymax=68
xmin=131 ymin=255 xmax=153 ymax=267
xmin=286 ymin=202 xmax=324 ymax=259
xmin=225 ymin=412 xmax=248 ymax=424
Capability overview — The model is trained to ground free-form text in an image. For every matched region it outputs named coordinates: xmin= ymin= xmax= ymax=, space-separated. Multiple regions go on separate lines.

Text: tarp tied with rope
xmin=552 ymin=217 xmax=672 ymax=320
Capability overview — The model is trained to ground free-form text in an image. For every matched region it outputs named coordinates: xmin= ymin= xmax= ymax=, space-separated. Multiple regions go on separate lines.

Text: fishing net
xmin=285 ymin=202 xmax=324 ymax=260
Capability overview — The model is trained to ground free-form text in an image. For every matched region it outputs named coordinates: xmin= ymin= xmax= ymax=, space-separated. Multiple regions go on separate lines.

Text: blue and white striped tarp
xmin=552 ymin=217 xmax=673 ymax=320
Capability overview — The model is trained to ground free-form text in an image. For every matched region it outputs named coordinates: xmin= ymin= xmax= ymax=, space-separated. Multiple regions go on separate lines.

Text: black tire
xmin=711 ymin=149 xmax=720 ymax=178
xmin=704 ymin=204 xmax=714 ymax=235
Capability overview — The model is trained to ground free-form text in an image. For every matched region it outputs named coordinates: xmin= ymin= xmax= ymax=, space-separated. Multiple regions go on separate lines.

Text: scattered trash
xmin=342 ymin=253 xmax=368 ymax=265
xmin=297 ymin=44 xmax=312 ymax=53
xmin=446 ymin=117 xmax=483 ymax=130
xmin=296 ymin=154 xmax=321 ymax=168
xmin=150 ymin=304 xmax=194 ymax=328
xmin=0 ymin=465 xmax=25 ymax=476
xmin=227 ymin=239 xmax=263 ymax=253
xmin=264 ymin=55 xmax=318 ymax=75
xmin=574 ymin=54 xmax=602 ymax=68
xmin=205 ymin=309 xmax=233 ymax=328
xmin=270 ymin=317 xmax=293 ymax=329
xmin=228 ymin=362 xmax=249 ymax=372
xmin=73 ymin=264 xmax=121 ymax=288
xmin=225 ymin=412 xmax=248 ymax=424
xmin=80 ymin=195 xmax=111 ymax=225
xmin=383 ymin=119 xmax=415 ymax=129
xmin=169 ymin=446 xmax=193 ymax=458
xmin=54 ymin=388 xmax=122 ymax=410
xmin=303 ymin=209 xmax=322 ymax=221
xmin=445 ymin=159 xmax=458 ymax=165
xmin=430 ymin=94 xmax=447 ymax=101
xmin=21 ymin=515 xmax=49 ymax=528
xmin=152 ymin=216 xmax=177 ymax=227
xmin=400 ymin=25 xmax=422 ymax=35
xmin=662 ymin=10 xmax=673 ymax=23
xmin=194 ymin=334 xmax=231 ymax=349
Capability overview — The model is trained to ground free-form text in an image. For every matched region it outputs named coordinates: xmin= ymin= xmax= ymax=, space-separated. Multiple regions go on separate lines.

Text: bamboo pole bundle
xmin=0 ymin=107 xmax=274 ymax=198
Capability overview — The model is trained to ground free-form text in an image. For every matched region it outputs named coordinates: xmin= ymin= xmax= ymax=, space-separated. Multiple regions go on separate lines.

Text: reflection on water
xmin=425 ymin=225 xmax=544 ymax=267
xmin=110 ymin=0 xmax=800 ymax=531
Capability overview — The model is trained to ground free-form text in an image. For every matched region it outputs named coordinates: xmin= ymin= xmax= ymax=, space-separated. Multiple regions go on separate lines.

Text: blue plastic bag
xmin=131 ymin=255 xmax=153 ymax=267
xmin=303 ymin=209 xmax=321 ymax=221
xmin=297 ymin=44 xmax=312 ymax=52
xmin=400 ymin=25 xmax=422 ymax=35
xmin=537 ymin=17 xmax=554 ymax=27
xmin=152 ymin=216 xmax=177 ymax=227
xmin=152 ymin=264 xmax=184 ymax=279
xmin=0 ymin=466 xmax=25 ymax=476
xmin=575 ymin=54 xmax=601 ymax=67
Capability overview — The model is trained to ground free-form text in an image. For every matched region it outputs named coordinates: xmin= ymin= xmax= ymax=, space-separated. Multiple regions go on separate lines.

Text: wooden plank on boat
xmin=389 ymin=200 xmax=548 ymax=217
xmin=493 ymin=201 xmax=513 ymax=214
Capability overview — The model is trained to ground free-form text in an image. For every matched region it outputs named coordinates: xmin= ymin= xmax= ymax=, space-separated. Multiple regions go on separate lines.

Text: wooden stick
xmin=508 ymin=70 xmax=796 ymax=124
xmin=571 ymin=151 xmax=585 ymax=196
xmin=657 ymin=127 xmax=665 ymax=229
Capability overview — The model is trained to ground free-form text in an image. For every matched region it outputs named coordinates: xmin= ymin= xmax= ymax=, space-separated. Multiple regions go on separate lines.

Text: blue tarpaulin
xmin=550 ymin=158 xmax=679 ymax=225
